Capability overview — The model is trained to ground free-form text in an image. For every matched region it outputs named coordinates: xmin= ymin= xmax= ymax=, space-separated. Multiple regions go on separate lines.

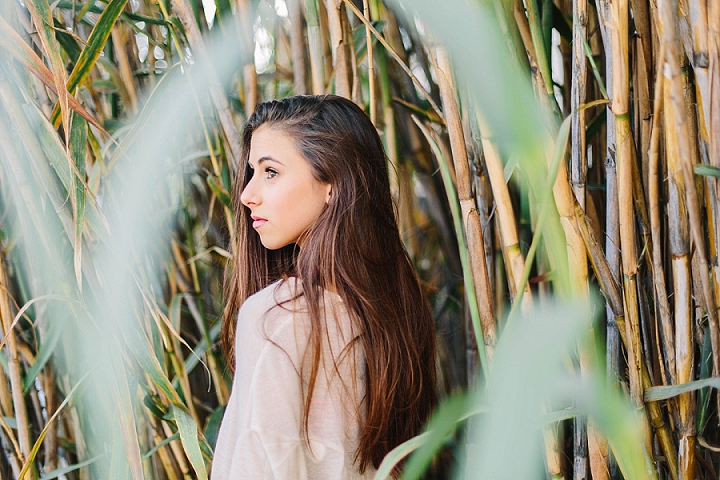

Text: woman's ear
xmin=325 ymin=184 xmax=332 ymax=205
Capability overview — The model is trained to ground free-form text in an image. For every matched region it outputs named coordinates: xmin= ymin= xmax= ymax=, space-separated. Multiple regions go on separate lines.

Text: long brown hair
xmin=222 ymin=94 xmax=437 ymax=472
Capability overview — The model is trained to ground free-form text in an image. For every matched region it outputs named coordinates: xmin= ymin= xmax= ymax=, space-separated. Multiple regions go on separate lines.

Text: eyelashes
xmin=264 ymin=167 xmax=278 ymax=179
xmin=247 ymin=163 xmax=279 ymax=179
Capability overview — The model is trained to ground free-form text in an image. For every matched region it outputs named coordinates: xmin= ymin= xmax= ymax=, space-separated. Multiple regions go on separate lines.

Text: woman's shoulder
xmin=239 ymin=278 xmax=300 ymax=315
xmin=237 ymin=277 xmax=355 ymax=352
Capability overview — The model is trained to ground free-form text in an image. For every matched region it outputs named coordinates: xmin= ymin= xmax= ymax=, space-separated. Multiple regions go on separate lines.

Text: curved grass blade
xmin=170 ymin=404 xmax=208 ymax=480
xmin=141 ymin=432 xmax=180 ymax=460
xmin=39 ymin=453 xmax=106 ymax=480
xmin=644 ymin=376 xmax=720 ymax=402
xmin=17 ymin=372 xmax=89 ymax=479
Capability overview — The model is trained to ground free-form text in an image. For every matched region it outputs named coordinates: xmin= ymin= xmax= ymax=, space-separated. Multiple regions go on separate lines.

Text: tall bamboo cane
xmin=665 ymin=71 xmax=695 ymax=479
xmin=435 ymin=47 xmax=496 ymax=361
xmin=325 ymin=0 xmax=351 ymax=98
xmin=289 ymin=0 xmax=309 ymax=95
xmin=658 ymin=0 xmax=720 ymax=433
xmin=647 ymin=43 xmax=676 ymax=386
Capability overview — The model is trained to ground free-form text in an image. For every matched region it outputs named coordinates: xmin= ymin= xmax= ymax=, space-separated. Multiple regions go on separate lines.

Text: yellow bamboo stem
xmin=659 ymin=0 xmax=720 ymax=432
xmin=477 ymin=115 xmax=532 ymax=306
xmin=0 ymin=256 xmax=30 ymax=477
xmin=325 ymin=0 xmax=351 ymax=98
xmin=435 ymin=47 xmax=496 ymax=360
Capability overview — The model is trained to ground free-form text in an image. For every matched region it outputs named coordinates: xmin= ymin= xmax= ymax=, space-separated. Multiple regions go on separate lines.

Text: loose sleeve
xmin=219 ymin=323 xmax=311 ymax=479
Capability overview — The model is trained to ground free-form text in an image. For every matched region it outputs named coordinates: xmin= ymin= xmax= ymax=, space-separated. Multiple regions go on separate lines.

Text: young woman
xmin=213 ymin=95 xmax=437 ymax=479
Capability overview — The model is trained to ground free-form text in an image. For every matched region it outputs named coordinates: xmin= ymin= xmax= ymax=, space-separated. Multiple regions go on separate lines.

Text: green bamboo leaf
xmin=694 ymin=163 xmax=720 ymax=178
xmin=204 ymin=406 xmax=225 ymax=451
xmin=24 ymin=103 xmax=72 ymax=191
xmin=70 ymin=113 xmax=88 ymax=290
xmin=109 ymin=357 xmax=144 ymax=480
xmin=352 ymin=20 xmax=385 ymax=61
xmin=206 ymin=174 xmax=232 ymax=209
xmin=697 ymin=325 xmax=713 ymax=432
xmin=53 ymin=18 xmax=82 ymax=64
xmin=24 ymin=0 xmax=71 ymax=135
xmin=23 ymin=103 xmax=109 ymax=236
xmin=170 ymin=404 xmax=209 ymax=480
xmin=398 ymin=393 xmax=473 ymax=480
xmin=125 ymin=324 xmax=185 ymax=407
xmin=644 ymin=376 xmax=720 ymax=402
xmin=51 ymin=0 xmax=129 ymax=127
xmin=169 ymin=294 xmax=183 ymax=332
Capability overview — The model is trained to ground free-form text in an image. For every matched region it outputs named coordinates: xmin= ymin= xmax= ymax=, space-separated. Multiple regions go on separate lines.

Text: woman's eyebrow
xmin=249 ymin=156 xmax=284 ymax=168
xmin=258 ymin=156 xmax=284 ymax=165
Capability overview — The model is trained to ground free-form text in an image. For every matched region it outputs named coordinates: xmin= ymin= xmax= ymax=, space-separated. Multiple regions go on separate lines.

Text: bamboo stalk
xmin=151 ymin=417 xmax=181 ymax=480
xmin=161 ymin=420 xmax=191 ymax=478
xmin=371 ymin=1 xmax=396 ymax=195
xmin=658 ymin=0 xmax=720 ymax=433
xmin=575 ymin=203 xmax=675 ymax=480
xmin=42 ymin=364 xmax=58 ymax=471
xmin=610 ymin=0 xmax=643 ymax=411
xmin=647 ymin=42 xmax=675 ymax=386
xmin=325 ymin=0 xmax=351 ymax=98
xmin=523 ymin=0 xmax=555 ymax=110
xmin=306 ymin=0 xmax=326 ymax=94
xmin=595 ymin=7 xmax=622 ymax=478
xmin=340 ymin=0 xmax=444 ymax=121
xmin=0 ymin=256 xmax=30 ymax=477
xmin=289 ymin=0 xmax=308 ymax=95
xmin=476 ymin=115 xmax=532 ymax=306
xmin=364 ymin=0 xmax=376 ymax=123
xmin=689 ymin=0 xmax=710 ymax=140
xmin=709 ymin=1 xmax=720 ymax=170
xmin=571 ymin=0 xmax=588 ymax=210
xmin=435 ymin=47 xmax=496 ymax=360
xmin=666 ymin=93 xmax=694 ymax=478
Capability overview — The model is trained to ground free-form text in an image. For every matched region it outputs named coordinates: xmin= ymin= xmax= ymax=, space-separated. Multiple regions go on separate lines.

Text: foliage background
xmin=0 ymin=0 xmax=718 ymax=478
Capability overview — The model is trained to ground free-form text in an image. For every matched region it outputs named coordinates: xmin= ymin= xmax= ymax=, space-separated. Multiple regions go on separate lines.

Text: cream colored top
xmin=211 ymin=279 xmax=376 ymax=480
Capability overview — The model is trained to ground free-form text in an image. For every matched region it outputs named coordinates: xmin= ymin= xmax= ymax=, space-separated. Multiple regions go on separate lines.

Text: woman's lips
xmin=251 ymin=217 xmax=267 ymax=229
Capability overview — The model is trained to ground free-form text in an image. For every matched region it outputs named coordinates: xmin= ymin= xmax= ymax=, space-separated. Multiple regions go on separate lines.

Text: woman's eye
xmin=265 ymin=167 xmax=278 ymax=179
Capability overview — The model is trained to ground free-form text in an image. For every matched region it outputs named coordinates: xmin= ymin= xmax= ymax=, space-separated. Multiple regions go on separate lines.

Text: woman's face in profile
xmin=241 ymin=125 xmax=331 ymax=250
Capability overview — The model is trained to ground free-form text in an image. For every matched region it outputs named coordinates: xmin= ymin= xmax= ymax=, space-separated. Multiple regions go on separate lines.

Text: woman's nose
xmin=240 ymin=176 xmax=258 ymax=207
